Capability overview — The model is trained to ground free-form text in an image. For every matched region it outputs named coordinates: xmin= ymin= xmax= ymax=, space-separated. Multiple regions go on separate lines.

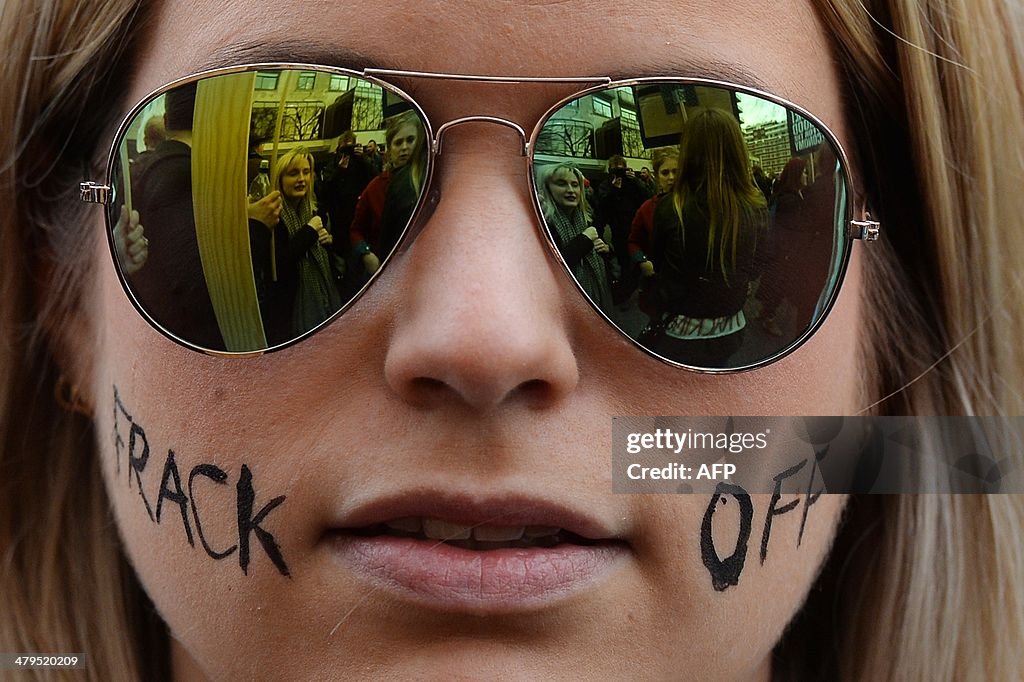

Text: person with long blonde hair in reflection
xmin=537 ymin=162 xmax=615 ymax=312
xmin=648 ymin=108 xmax=768 ymax=367
xmin=271 ymin=147 xmax=342 ymax=337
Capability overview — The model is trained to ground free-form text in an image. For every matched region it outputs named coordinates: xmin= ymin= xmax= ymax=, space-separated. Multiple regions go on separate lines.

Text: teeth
xmin=422 ymin=518 xmax=472 ymax=540
xmin=472 ymin=525 xmax=525 ymax=542
xmin=384 ymin=517 xmax=422 ymax=533
xmin=382 ymin=518 xmax=565 ymax=544
xmin=523 ymin=526 xmax=561 ymax=538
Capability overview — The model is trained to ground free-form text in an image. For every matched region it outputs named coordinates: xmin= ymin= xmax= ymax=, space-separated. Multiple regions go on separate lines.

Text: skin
xmin=547 ymin=168 xmax=582 ymax=210
xmin=388 ymin=123 xmax=418 ymax=169
xmin=78 ymin=0 xmax=867 ymax=679
xmin=550 ymin=169 xmax=609 ymax=252
xmin=280 ymin=156 xmax=312 ymax=201
xmin=657 ymin=157 xmax=679 ymax=193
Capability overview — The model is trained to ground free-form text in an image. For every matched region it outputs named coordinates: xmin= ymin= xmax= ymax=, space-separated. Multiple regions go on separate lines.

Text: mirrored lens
xmin=108 ymin=68 xmax=429 ymax=352
xmin=533 ymin=82 xmax=848 ymax=370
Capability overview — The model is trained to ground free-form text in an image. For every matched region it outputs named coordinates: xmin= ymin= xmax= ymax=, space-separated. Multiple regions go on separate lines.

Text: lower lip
xmin=327 ymin=534 xmax=627 ymax=612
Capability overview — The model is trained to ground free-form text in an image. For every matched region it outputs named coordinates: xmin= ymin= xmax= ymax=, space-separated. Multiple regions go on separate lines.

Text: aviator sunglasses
xmin=81 ymin=64 xmax=880 ymax=372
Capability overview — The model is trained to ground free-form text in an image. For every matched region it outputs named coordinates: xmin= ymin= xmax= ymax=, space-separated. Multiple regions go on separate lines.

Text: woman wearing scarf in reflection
xmin=536 ymin=163 xmax=615 ymax=313
xmin=272 ymin=148 xmax=342 ymax=337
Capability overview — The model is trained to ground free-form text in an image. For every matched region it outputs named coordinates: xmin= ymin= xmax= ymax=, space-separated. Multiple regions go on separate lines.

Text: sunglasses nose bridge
xmin=432 ymin=116 xmax=528 ymax=157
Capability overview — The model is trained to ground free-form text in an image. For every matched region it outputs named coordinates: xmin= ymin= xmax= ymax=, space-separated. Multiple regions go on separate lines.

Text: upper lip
xmin=330 ymin=490 xmax=622 ymax=542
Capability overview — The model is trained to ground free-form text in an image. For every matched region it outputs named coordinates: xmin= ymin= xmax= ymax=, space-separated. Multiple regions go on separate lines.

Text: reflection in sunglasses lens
xmin=109 ymin=68 xmax=428 ymax=353
xmin=109 ymin=71 xmax=847 ymax=368
xmin=533 ymin=83 xmax=846 ymax=370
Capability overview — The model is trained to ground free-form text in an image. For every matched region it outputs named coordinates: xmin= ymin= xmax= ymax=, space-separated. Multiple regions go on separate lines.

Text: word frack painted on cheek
xmin=112 ymin=386 xmax=290 ymax=577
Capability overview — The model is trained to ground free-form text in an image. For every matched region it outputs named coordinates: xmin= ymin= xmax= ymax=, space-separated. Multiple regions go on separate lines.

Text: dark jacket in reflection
xmin=771 ymin=175 xmax=836 ymax=327
xmin=131 ymin=139 xmax=226 ymax=350
xmin=378 ymin=163 xmax=421 ymax=258
xmin=320 ymin=154 xmax=376 ymax=258
xmin=249 ymin=212 xmax=340 ymax=347
xmin=594 ymin=175 xmax=650 ymax=283
xmin=248 ymin=220 xmax=290 ymax=347
xmin=594 ymin=175 xmax=651 ymax=239
xmin=650 ymin=195 xmax=769 ymax=319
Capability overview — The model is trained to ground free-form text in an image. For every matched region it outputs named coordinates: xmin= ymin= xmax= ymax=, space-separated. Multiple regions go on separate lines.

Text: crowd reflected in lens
xmin=534 ymin=83 xmax=846 ymax=369
xmin=108 ymin=72 xmax=845 ymax=364
xmin=109 ymin=69 xmax=427 ymax=352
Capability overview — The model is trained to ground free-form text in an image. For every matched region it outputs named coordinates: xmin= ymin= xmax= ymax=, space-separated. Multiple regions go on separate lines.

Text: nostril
xmin=513 ymin=379 xmax=556 ymax=408
xmin=406 ymin=377 xmax=450 ymax=407
xmin=402 ymin=375 xmax=559 ymax=411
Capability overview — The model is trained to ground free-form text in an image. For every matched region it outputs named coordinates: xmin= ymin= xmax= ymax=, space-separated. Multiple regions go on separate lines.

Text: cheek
xmin=601 ymin=489 xmax=844 ymax=679
xmin=90 ymin=234 xmax=341 ymax=672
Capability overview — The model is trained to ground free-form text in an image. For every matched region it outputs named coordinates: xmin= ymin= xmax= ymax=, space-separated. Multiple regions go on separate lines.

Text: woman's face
xmin=547 ymin=169 xmax=582 ymax=211
xmin=657 ymin=157 xmax=679 ymax=193
xmin=280 ymin=156 xmax=312 ymax=200
xmin=84 ymin=0 xmax=866 ymax=679
xmin=389 ymin=123 xmax=418 ymax=168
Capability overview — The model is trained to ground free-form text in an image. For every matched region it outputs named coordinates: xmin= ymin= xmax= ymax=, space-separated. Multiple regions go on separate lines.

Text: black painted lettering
xmin=701 ymin=482 xmax=753 ymax=592
xmin=155 ymin=450 xmax=194 ymax=547
xmin=127 ymin=419 xmax=154 ymax=521
xmin=112 ymin=387 xmax=128 ymax=475
xmin=760 ymin=460 xmax=807 ymax=565
xmin=188 ymin=464 xmax=238 ymax=560
xmin=236 ymin=464 xmax=289 ymax=577
xmin=798 ymin=454 xmax=825 ymax=547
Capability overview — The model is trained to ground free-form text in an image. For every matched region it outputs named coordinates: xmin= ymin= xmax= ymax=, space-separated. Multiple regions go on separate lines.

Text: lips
xmin=324 ymin=492 xmax=629 ymax=612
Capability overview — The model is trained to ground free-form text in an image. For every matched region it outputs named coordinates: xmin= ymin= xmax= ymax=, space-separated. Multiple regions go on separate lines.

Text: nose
xmin=383 ymin=139 xmax=579 ymax=412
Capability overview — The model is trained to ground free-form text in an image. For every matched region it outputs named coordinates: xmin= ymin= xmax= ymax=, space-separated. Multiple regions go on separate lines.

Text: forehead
xmin=391 ymin=124 xmax=418 ymax=139
xmin=134 ymin=0 xmax=844 ymax=137
xmin=551 ymin=168 xmax=579 ymax=182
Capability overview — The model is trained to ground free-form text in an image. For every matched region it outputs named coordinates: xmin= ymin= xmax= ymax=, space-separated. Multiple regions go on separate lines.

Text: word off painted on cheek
xmin=700 ymin=450 xmax=826 ymax=591
xmin=112 ymin=386 xmax=290 ymax=577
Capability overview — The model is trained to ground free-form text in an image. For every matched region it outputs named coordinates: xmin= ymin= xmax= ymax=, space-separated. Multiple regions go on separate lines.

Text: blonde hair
xmin=0 ymin=2 xmax=1021 ymax=681
xmin=780 ymin=1 xmax=1024 ymax=679
xmin=0 ymin=1 xmax=168 ymax=680
xmin=271 ymin=146 xmax=317 ymax=212
xmin=670 ymin=108 xmax=767 ymax=280
xmin=535 ymin=163 xmax=592 ymax=223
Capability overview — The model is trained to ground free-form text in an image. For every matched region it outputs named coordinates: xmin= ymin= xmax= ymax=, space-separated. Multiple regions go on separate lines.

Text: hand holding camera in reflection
xmin=248 ymin=190 xmax=282 ymax=228
xmin=113 ymin=206 xmax=148 ymax=275
xmin=337 ymin=142 xmax=365 ymax=166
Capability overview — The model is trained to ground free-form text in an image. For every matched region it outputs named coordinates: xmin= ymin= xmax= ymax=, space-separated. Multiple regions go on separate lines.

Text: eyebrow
xmin=196 ymin=40 xmax=396 ymax=73
xmin=608 ymin=58 xmax=773 ymax=93
xmin=197 ymin=40 xmax=773 ymax=93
